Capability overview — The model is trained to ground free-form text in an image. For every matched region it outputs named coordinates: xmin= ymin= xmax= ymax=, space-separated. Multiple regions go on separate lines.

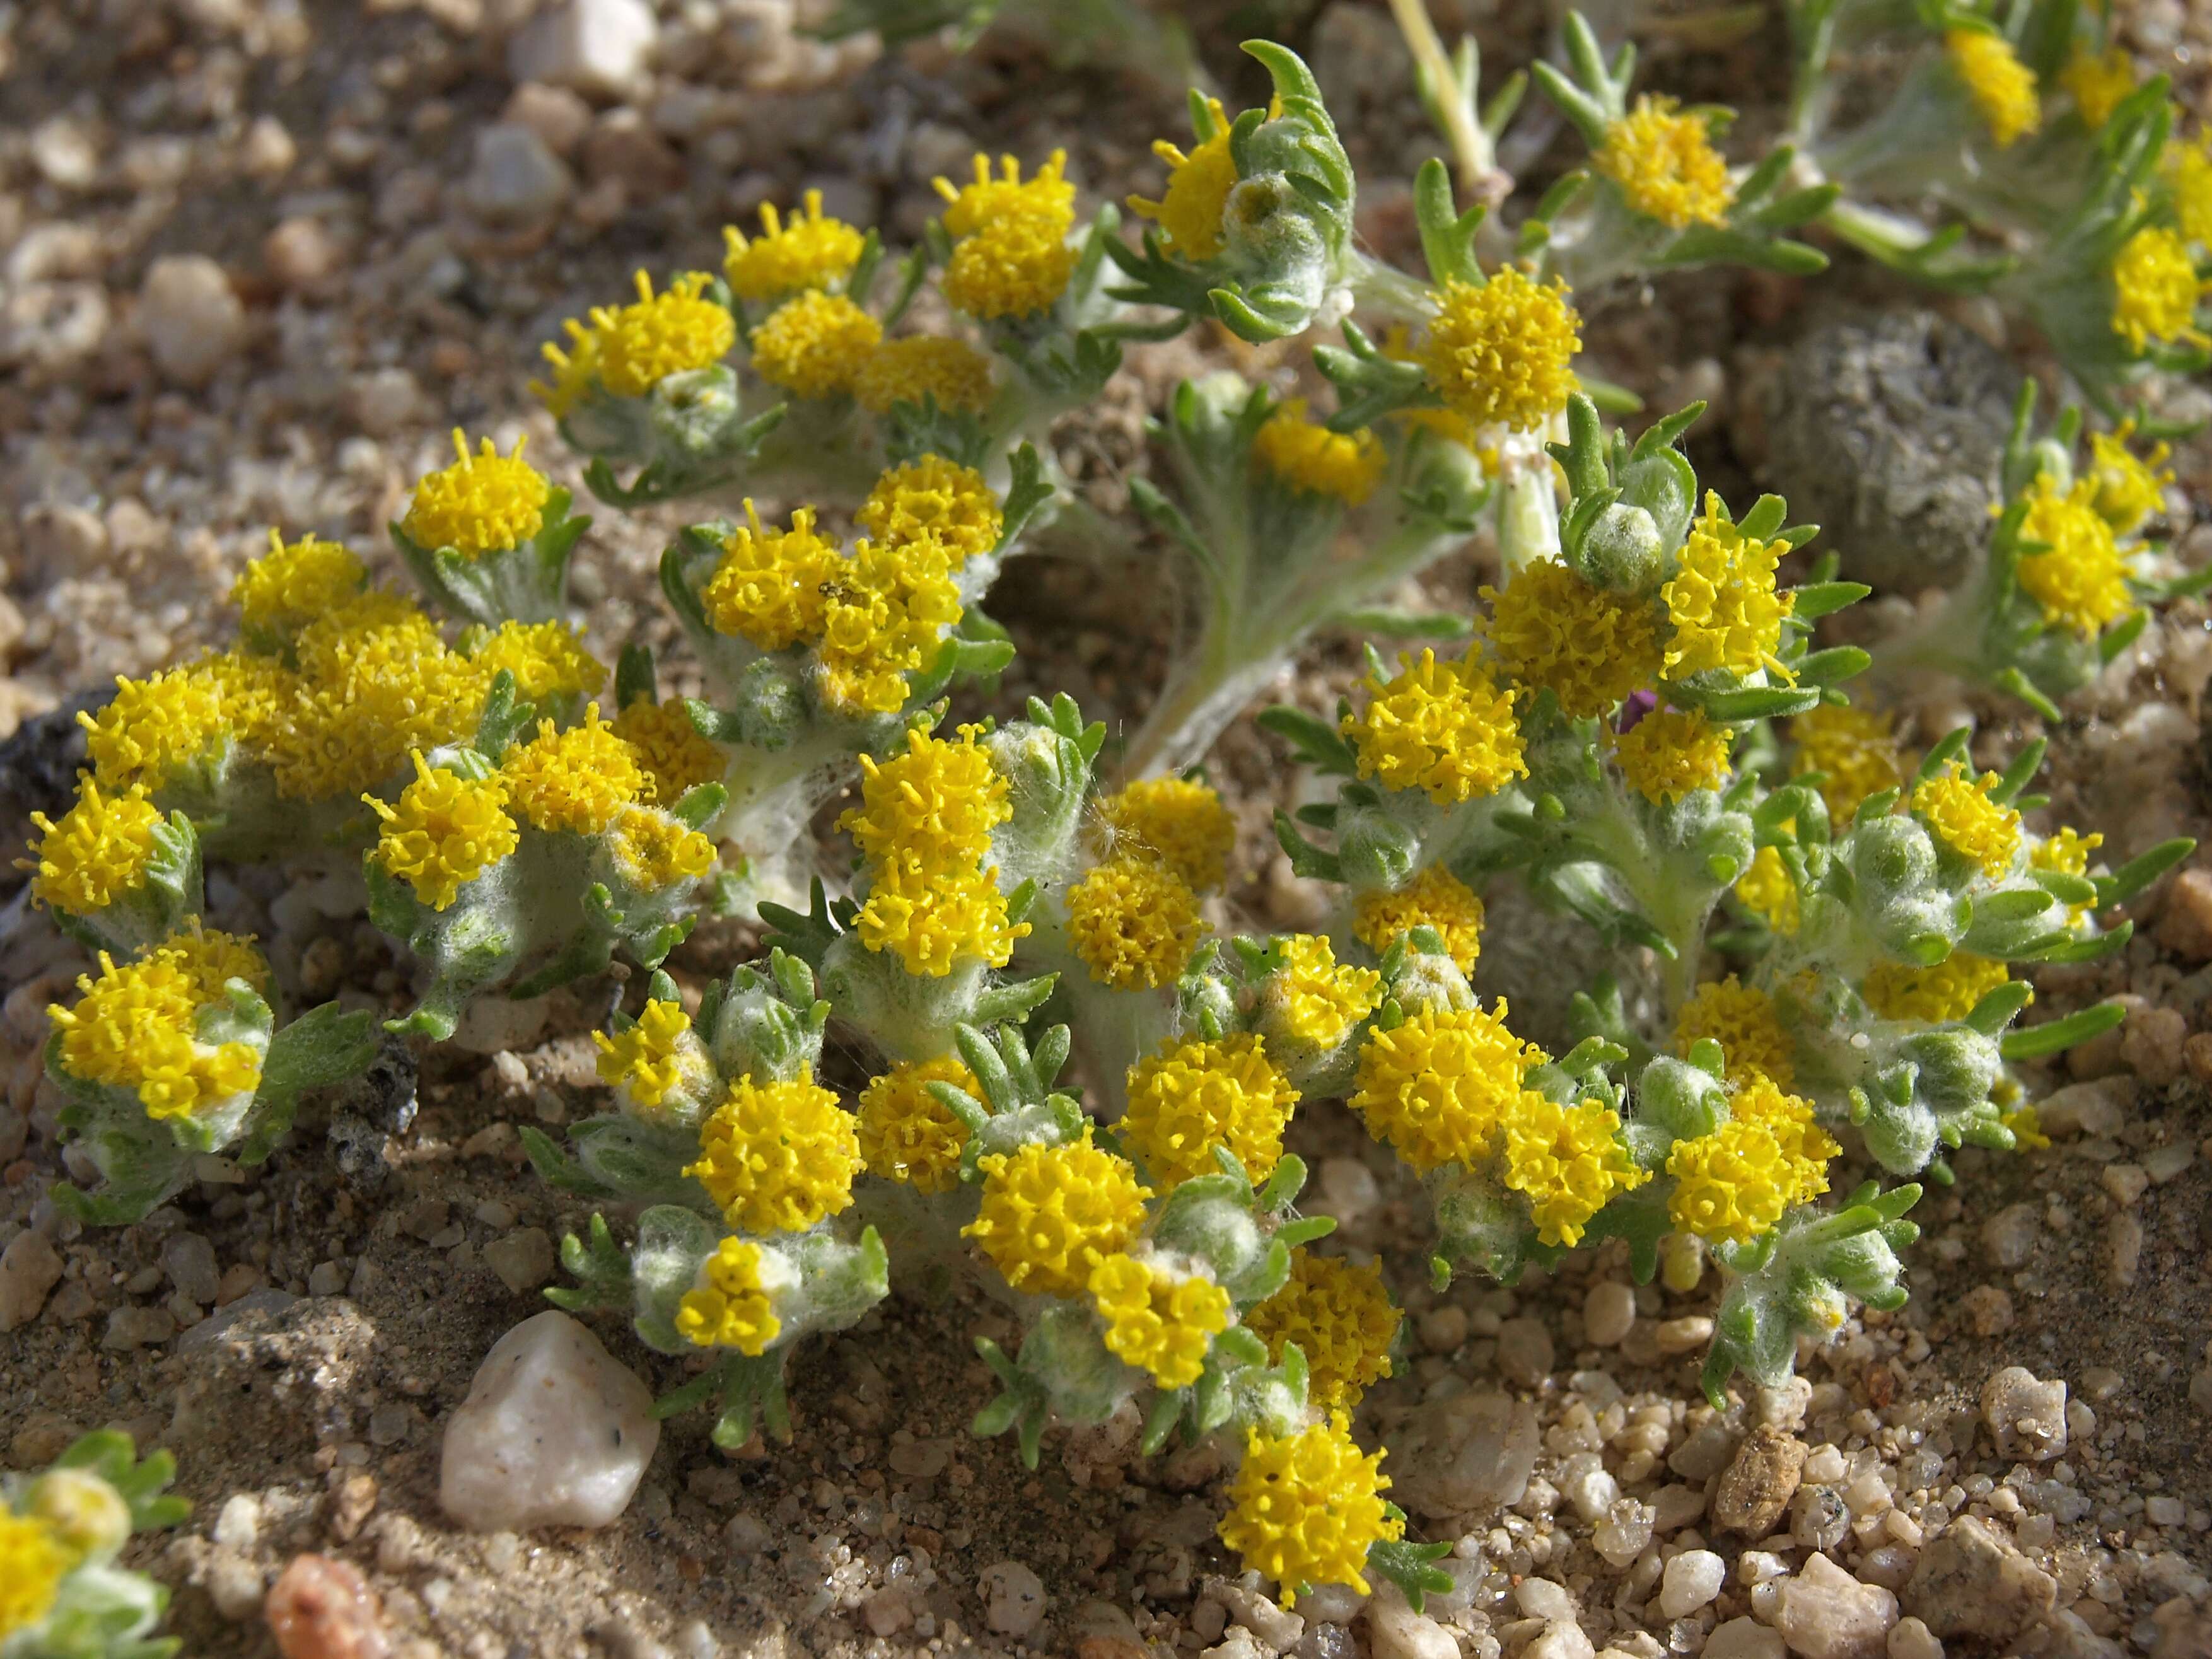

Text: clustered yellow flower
xmin=1242 ymin=1248 xmax=1400 ymax=1408
xmin=1252 ymin=399 xmax=1387 ymax=506
xmin=401 ymin=431 xmax=550 ymax=558
xmin=1595 ymin=95 xmax=1736 ymax=229
xmin=1667 ymin=1076 xmax=1836 ymax=1246
xmin=748 ymin=288 xmax=884 ymax=399
xmin=48 ymin=930 xmax=269 ymax=1121
xmin=1612 ymin=709 xmax=1732 ymax=805
xmin=593 ymin=998 xmax=704 ymax=1112
xmin=723 ymin=190 xmax=867 ymax=302
xmin=0 ymin=1506 xmax=69 ymax=1639
xmin=2110 ymin=225 xmax=2209 ymax=355
xmin=27 ymin=780 xmax=165 ymax=917
xmin=1662 ymin=494 xmax=1795 ymax=682
xmin=857 ymin=1055 xmax=979 ymax=1195
xmin=588 ymin=270 xmax=738 ymax=398
xmin=2060 ymin=44 xmax=2135 ymax=129
xmin=685 ymin=1068 xmax=861 ymax=1235
xmin=1790 ymin=703 xmax=1902 ymax=827
xmin=675 ymin=1238 xmax=783 ymax=1355
xmin=933 ymin=150 xmax=1080 ymax=320
xmin=1341 ymin=649 xmax=1527 ymax=806
xmin=1675 ymin=974 xmax=1795 ymax=1086
xmin=856 ymin=456 xmax=1004 ymax=567
xmin=1483 ymin=559 xmax=1662 ymax=719
xmin=1733 ymin=845 xmax=1800 ymax=935
xmin=1262 ymin=934 xmax=1383 ymax=1051
xmin=1351 ymin=998 xmax=1547 ymax=1172
xmin=702 ymin=501 xmax=840 ymax=651
xmin=1097 ymin=776 xmax=1237 ymax=890
xmin=467 ymin=618 xmax=607 ymax=706
xmin=1501 ymin=1093 xmax=1648 ymax=1247
xmin=1948 ymin=28 xmax=2040 ymax=148
xmin=1129 ymin=96 xmax=1237 ymax=259
xmin=1121 ymin=1032 xmax=1298 ymax=1187
xmin=964 ymin=1134 xmax=1151 ymax=1298
xmin=1065 ymin=855 xmax=1207 ymax=991
xmin=2085 ymin=424 xmax=2172 ymax=535
xmin=612 ymin=696 xmax=727 ymax=803
xmin=2015 ymin=473 xmax=2132 ymax=639
xmin=232 ymin=530 xmax=365 ymax=641
xmin=1912 ymin=764 xmax=2022 ymax=879
xmin=1351 ymin=864 xmax=1486 ymax=972
xmin=1088 ymin=1254 xmax=1231 ymax=1388
xmin=1863 ymin=950 xmax=2014 ymax=1023
xmin=1416 ymin=269 xmax=1582 ymax=433
xmin=2032 ymin=824 xmax=2105 ymax=924
xmin=1220 ymin=1412 xmax=1402 ymax=1605
xmin=2170 ymin=133 xmax=2212 ymax=248
xmin=854 ymin=335 xmax=997 ymax=416
xmin=501 ymin=709 xmax=647 ymax=834
xmin=366 ymin=754 xmax=520 ymax=912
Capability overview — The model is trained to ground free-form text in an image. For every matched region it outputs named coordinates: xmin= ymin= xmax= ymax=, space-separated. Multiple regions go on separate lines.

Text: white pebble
xmin=1583 ymin=1281 xmax=1635 ymax=1347
xmin=1981 ymin=1366 xmax=2068 ymax=1462
xmin=1514 ymin=1578 xmax=1575 ymax=1622
xmin=506 ymin=0 xmax=658 ymax=96
xmin=1776 ymin=1552 xmax=1897 ymax=1659
xmin=1886 ymin=1618 xmax=1943 ymax=1659
xmin=1706 ymin=1617 xmax=1788 ymax=1659
xmin=1660 ymin=1549 xmax=1725 ymax=1617
xmin=139 ymin=255 xmax=245 ymax=387
xmin=467 ymin=124 xmax=574 ymax=224
xmin=978 ymin=1561 xmax=1045 ymax=1638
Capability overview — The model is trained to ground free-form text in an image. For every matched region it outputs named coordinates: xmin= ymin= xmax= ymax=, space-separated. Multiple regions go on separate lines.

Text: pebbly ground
xmin=3 ymin=2 xmax=2212 ymax=1658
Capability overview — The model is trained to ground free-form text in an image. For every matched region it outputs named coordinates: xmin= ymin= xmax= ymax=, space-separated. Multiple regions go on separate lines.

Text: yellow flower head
xmin=856 ymin=455 xmax=1003 ymax=568
xmin=701 ymin=501 xmax=841 ymax=652
xmin=0 ymin=1510 xmax=67 ymax=1638
xmin=1097 ymin=776 xmax=1237 ymax=891
xmin=941 ymin=211 xmax=1080 ymax=320
xmin=1863 ymin=950 xmax=2014 ymax=1023
xmin=1789 ymin=702 xmax=1902 ymax=827
xmin=1668 ymin=1118 xmax=1803 ymax=1246
xmin=1065 ymin=855 xmax=1206 ymax=991
xmin=1351 ymin=866 xmax=1486 ymax=972
xmin=1482 ymin=559 xmax=1662 ymax=718
xmin=593 ymin=998 xmax=704 ymax=1112
xmin=1728 ymin=1071 xmax=1838 ymax=1201
xmin=499 ymin=708 xmax=646 ymax=835
xmin=2001 ymin=1101 xmax=2051 ymax=1151
xmin=853 ymin=336 xmax=996 ymax=417
xmin=2110 ymin=226 xmax=2210 ymax=354
xmin=1089 ymin=1254 xmax=1231 ymax=1388
xmin=1662 ymin=493 xmax=1795 ymax=682
xmin=933 ymin=149 xmax=1076 ymax=238
xmin=843 ymin=724 xmax=1010 ymax=869
xmin=2059 ymin=44 xmax=2134 ymax=130
xmin=612 ymin=697 xmax=726 ymax=804
xmin=1734 ymin=844 xmax=1800 ymax=936
xmin=1341 ymin=649 xmax=1527 ymax=806
xmin=2170 ymin=133 xmax=2212 ymax=247
xmin=366 ymin=753 xmax=520 ymax=912
xmin=1220 ymin=1412 xmax=1402 ymax=1606
xmin=2085 ymin=424 xmax=2172 ymax=534
xmin=1121 ymin=1031 xmax=1298 ymax=1188
xmin=1612 ymin=709 xmax=1732 ymax=805
xmin=1351 ymin=999 xmax=1548 ymax=1173
xmin=465 ymin=619 xmax=607 ymax=705
xmin=195 ymin=647 xmax=296 ymax=759
xmin=611 ymin=806 xmax=716 ymax=890
xmin=858 ymin=1054 xmax=978 ymax=1195
xmin=722 ymin=189 xmax=867 ymax=302
xmin=29 ymin=780 xmax=165 ymax=916
xmin=232 ymin=530 xmax=366 ymax=640
xmin=530 ymin=315 xmax=600 ymax=418
xmin=2032 ymin=824 xmax=2104 ymax=924
xmin=963 ymin=1134 xmax=1150 ymax=1298
xmin=1416 ymin=269 xmax=1581 ymax=433
xmin=2015 ymin=473 xmax=2131 ymax=639
xmin=79 ymin=665 xmax=230 ymax=790
xmin=675 ymin=1238 xmax=783 ymax=1356
xmin=1243 ymin=1249 xmax=1400 ymax=1408
xmin=748 ymin=289 xmax=883 ymax=399
xmin=855 ymin=859 xmax=1027 ymax=978
xmin=1912 ymin=764 xmax=2022 ymax=879
xmin=1253 ymin=399 xmax=1387 ymax=507
xmin=1595 ymin=95 xmax=1735 ymax=229
xmin=49 ymin=933 xmax=268 ymax=1121
xmin=402 ymin=431 xmax=550 ymax=558
xmin=1129 ymin=97 xmax=1237 ymax=259
xmin=1262 ymin=934 xmax=1385 ymax=1051
xmin=1674 ymin=974 xmax=1794 ymax=1088
xmin=1948 ymin=28 xmax=2040 ymax=148
xmin=1500 ymin=1094 xmax=1649 ymax=1248
xmin=588 ymin=270 xmax=736 ymax=398
xmin=275 ymin=610 xmax=494 ymax=801
xmin=816 ymin=537 xmax=965 ymax=716
xmin=685 ymin=1068 xmax=860 ymax=1234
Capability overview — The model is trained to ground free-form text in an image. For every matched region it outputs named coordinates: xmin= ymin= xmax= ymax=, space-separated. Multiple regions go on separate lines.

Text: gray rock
xmin=0 ymin=1231 xmax=64 ymax=1332
xmin=484 ymin=1228 xmax=556 ymax=1295
xmin=1903 ymin=1517 xmax=2056 ymax=1642
xmin=161 ymin=1231 xmax=221 ymax=1308
xmin=1776 ymin=1553 xmax=1897 ymax=1659
xmin=1982 ymin=1366 xmax=2068 ymax=1461
xmin=466 ymin=124 xmax=575 ymax=224
xmin=979 ymin=1560 xmax=1047 ymax=1638
xmin=1385 ymin=1392 xmax=1540 ymax=1518
xmin=1757 ymin=310 xmax=2020 ymax=591
xmin=506 ymin=0 xmax=657 ymax=97
xmin=139 ymin=255 xmax=246 ymax=387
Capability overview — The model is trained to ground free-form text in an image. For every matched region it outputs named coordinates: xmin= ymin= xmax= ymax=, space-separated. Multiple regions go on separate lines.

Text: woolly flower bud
xmin=858 ymin=1055 xmax=977 ymax=1195
xmin=1612 ymin=708 xmax=1732 ymax=805
xmin=1351 ymin=999 xmax=1547 ymax=1173
xmin=1088 ymin=1254 xmax=1231 ymax=1388
xmin=1499 ymin=1094 xmax=1648 ymax=1248
xmin=1341 ymin=649 xmax=1527 ymax=806
xmin=1416 ymin=269 xmax=1581 ymax=433
xmin=749 ymin=290 xmax=883 ymax=399
xmin=1096 ymin=776 xmax=1237 ymax=892
xmin=685 ymin=1068 xmax=860 ymax=1235
xmin=403 ymin=431 xmax=550 ymax=559
xmin=1482 ymin=560 xmax=1662 ymax=718
xmin=1219 ymin=1412 xmax=1402 ymax=1606
xmin=1242 ymin=1247 xmax=1400 ymax=1409
xmin=1674 ymin=974 xmax=1794 ymax=1087
xmin=1351 ymin=865 xmax=1485 ymax=973
xmin=1594 ymin=95 xmax=1735 ymax=230
xmin=1661 ymin=493 xmax=1794 ymax=682
xmin=1911 ymin=764 xmax=2022 ymax=880
xmin=1065 ymin=856 xmax=1206 ymax=991
xmin=1578 ymin=502 xmax=1665 ymax=593
xmin=674 ymin=1238 xmax=787 ymax=1355
xmin=722 ymin=189 xmax=866 ymax=302
xmin=25 ymin=1469 xmax=132 ymax=1564
xmin=366 ymin=754 xmax=520 ymax=913
xmin=1121 ymin=1031 xmax=1298 ymax=1188
xmin=964 ymin=1134 xmax=1151 ymax=1298
xmin=28 ymin=780 xmax=164 ymax=917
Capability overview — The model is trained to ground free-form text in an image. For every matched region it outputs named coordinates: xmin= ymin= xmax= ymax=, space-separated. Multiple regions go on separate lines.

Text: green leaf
xmin=1788 ymin=580 xmax=1870 ymax=620
xmin=2000 ymin=1000 xmax=2126 ymax=1060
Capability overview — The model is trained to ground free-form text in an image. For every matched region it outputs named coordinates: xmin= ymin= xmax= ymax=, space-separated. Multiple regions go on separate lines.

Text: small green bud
xmin=1636 ymin=1055 xmax=1727 ymax=1143
xmin=1020 ymin=1303 xmax=1139 ymax=1425
xmin=26 ymin=1469 xmax=133 ymax=1564
xmin=1575 ymin=502 xmax=1663 ymax=592
xmin=650 ymin=365 xmax=746 ymax=461
xmin=1336 ymin=803 xmax=1421 ymax=890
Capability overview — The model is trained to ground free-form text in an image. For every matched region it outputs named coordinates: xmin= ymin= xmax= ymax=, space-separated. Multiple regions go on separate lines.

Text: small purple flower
xmin=1616 ymin=689 xmax=1659 ymax=733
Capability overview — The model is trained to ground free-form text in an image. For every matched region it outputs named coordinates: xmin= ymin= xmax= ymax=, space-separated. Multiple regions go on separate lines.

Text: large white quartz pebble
xmin=439 ymin=1311 xmax=659 ymax=1531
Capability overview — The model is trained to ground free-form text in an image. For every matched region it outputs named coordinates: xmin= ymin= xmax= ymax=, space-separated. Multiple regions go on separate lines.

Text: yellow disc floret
xmin=2170 ymin=133 xmax=2212 ymax=247
xmin=1064 ymin=855 xmax=1206 ymax=991
xmin=1595 ymin=95 xmax=1735 ymax=229
xmin=499 ymin=709 xmax=646 ymax=835
xmin=593 ymin=998 xmax=701 ymax=1111
xmin=855 ymin=456 xmax=1003 ymax=567
xmin=530 ymin=316 xmax=601 ymax=418
xmin=841 ymin=725 xmax=1010 ymax=869
xmin=1667 ymin=1118 xmax=1803 ymax=1247
xmin=1912 ymin=764 xmax=2022 ymax=879
xmin=0 ymin=1510 xmax=67 ymax=1639
xmin=613 ymin=697 xmax=726 ymax=803
xmin=1863 ymin=951 xmax=2014 ymax=1023
xmin=1351 ymin=866 xmax=1486 ymax=972
xmin=934 ymin=149 xmax=1078 ymax=237
xmin=1948 ymin=28 xmax=2040 ymax=148
xmin=853 ymin=336 xmax=996 ymax=417
xmin=610 ymin=806 xmax=716 ymax=890
xmin=1733 ymin=845 xmax=1800 ymax=936
xmin=2032 ymin=824 xmax=2104 ymax=924
xmin=1416 ymin=269 xmax=1581 ymax=433
xmin=2060 ymin=44 xmax=2135 ymax=129
xmin=2016 ymin=474 xmax=2131 ymax=638
xmin=366 ymin=754 xmax=520 ymax=912
xmin=1243 ymin=1248 xmax=1400 ymax=1408
xmin=1674 ymin=974 xmax=1794 ymax=1088
xmin=1128 ymin=98 xmax=1237 ymax=259
xmin=2110 ymin=226 xmax=2210 ymax=354
xmin=857 ymin=1055 xmax=977 ymax=1195
xmin=1500 ymin=1094 xmax=1648 ymax=1249
xmin=1341 ymin=649 xmax=1527 ymax=806
xmin=1789 ymin=703 xmax=1902 ymax=827
xmin=2085 ymin=424 xmax=2172 ymax=535
xmin=1220 ymin=1412 xmax=1401 ymax=1606
xmin=722 ymin=190 xmax=867 ymax=302
xmin=80 ymin=666 xmax=230 ymax=791
xmin=685 ymin=1068 xmax=860 ymax=1235
xmin=674 ymin=1238 xmax=783 ymax=1356
xmin=1482 ymin=559 xmax=1662 ymax=718
xmin=941 ymin=212 xmax=1079 ymax=320
xmin=590 ymin=270 xmax=736 ymax=397
xmin=465 ymin=619 xmax=607 ymax=705
xmin=49 ymin=933 xmax=269 ymax=1122
xmin=701 ymin=501 xmax=841 ymax=651
xmin=1097 ymin=776 xmax=1237 ymax=891
xmin=748 ymin=289 xmax=883 ymax=399
xmin=233 ymin=530 xmax=366 ymax=640
xmin=963 ymin=1134 xmax=1150 ymax=1298
xmin=1253 ymin=399 xmax=1387 ymax=507
xmin=1121 ymin=1031 xmax=1298 ymax=1188
xmin=1662 ymin=492 xmax=1795 ymax=682
xmin=1264 ymin=934 xmax=1385 ymax=1051
xmin=1612 ymin=709 xmax=1732 ymax=804
xmin=815 ymin=537 xmax=965 ymax=716
xmin=402 ymin=431 xmax=550 ymax=558
xmin=1088 ymin=1254 xmax=1231 ymax=1388
xmin=1351 ymin=999 xmax=1548 ymax=1172
xmin=28 ymin=780 xmax=165 ymax=916
xmin=1729 ymin=1072 xmax=1838 ymax=1201
xmin=854 ymin=859 xmax=1026 ymax=977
